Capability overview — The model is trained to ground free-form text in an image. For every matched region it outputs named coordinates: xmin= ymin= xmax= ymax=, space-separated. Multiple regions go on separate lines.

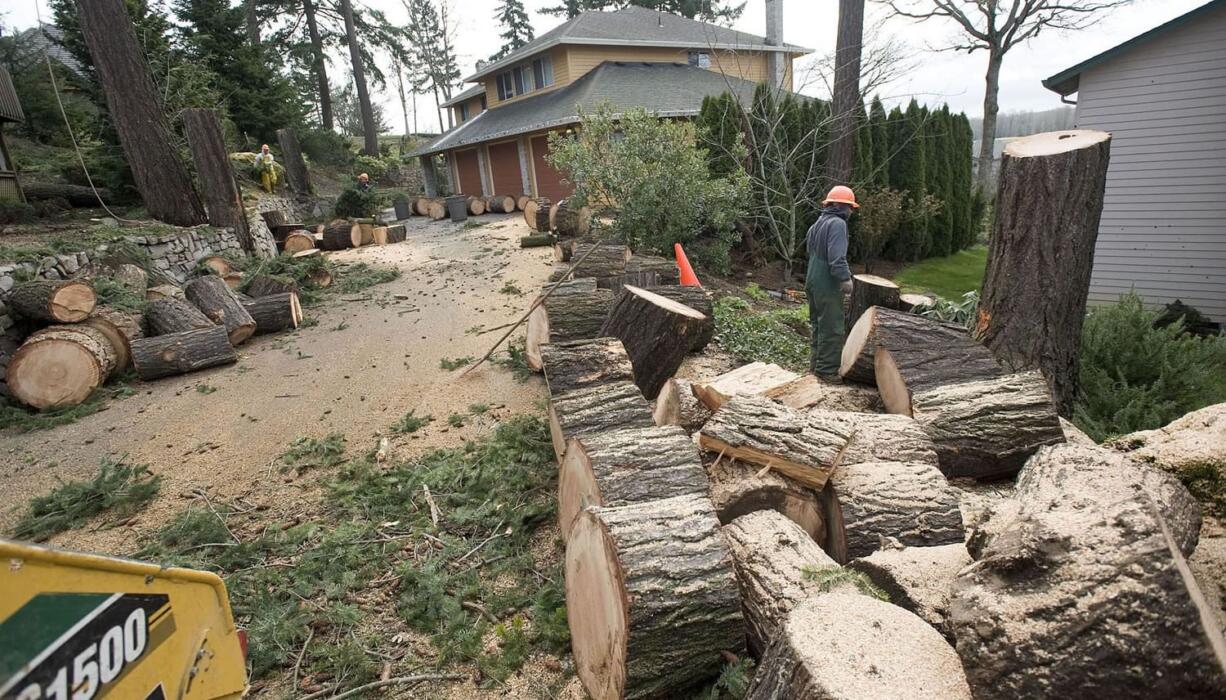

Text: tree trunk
xmin=75 ymin=0 xmax=206 ymax=226
xmin=642 ymin=285 xmax=713 ymax=351
xmin=547 ymin=380 xmax=654 ymax=461
xmin=653 ymin=377 xmax=713 ymax=433
xmin=566 ymin=494 xmax=744 ymax=700
xmin=7 ymin=280 xmax=96 ymax=322
xmin=241 ymin=292 xmax=302 ymax=334
xmin=130 ymin=326 xmax=238 ymax=380
xmin=182 ymin=109 xmax=254 ymax=254
xmin=975 ymin=51 xmax=1004 ymax=190
xmin=525 ymin=282 xmax=614 ymax=371
xmin=276 ymin=128 xmax=313 ymax=194
xmin=540 ymin=337 xmax=634 ymax=398
xmin=815 ymin=410 xmax=940 ymax=468
xmin=246 ymin=274 xmax=298 ymax=298
xmin=870 ymin=320 xmax=1002 ymax=414
xmin=825 ymin=0 xmax=866 ymax=187
xmin=7 ymin=325 xmax=117 ymax=409
xmin=339 ymin=0 xmax=379 ymax=156
xmin=302 ymin=0 xmax=332 ymax=130
xmin=907 ymin=370 xmax=1065 ymax=479
xmin=557 ymin=425 xmax=707 ymax=538
xmin=845 ymin=273 xmax=900 ymax=332
xmin=22 ymin=183 xmax=114 ymax=207
xmin=146 ymin=297 xmax=214 ymax=336
xmin=553 ymin=201 xmax=592 ymax=237
xmin=282 ymin=232 xmax=316 ymax=254
xmin=183 ymin=275 xmax=257 ymax=346
xmin=600 ymin=285 xmax=709 ymax=399
xmin=516 ymin=195 xmax=530 ymax=211
xmin=244 ymin=0 xmax=260 ymax=43
xmin=523 ymin=197 xmax=551 ymax=231
xmin=691 ymin=362 xmax=800 ymax=411
xmin=974 ymin=130 xmax=1112 ymax=417
xmin=394 ymin=56 xmax=411 ymax=142
xmin=708 ymin=457 xmax=825 ymax=545
xmin=82 ymin=306 xmax=144 ymax=371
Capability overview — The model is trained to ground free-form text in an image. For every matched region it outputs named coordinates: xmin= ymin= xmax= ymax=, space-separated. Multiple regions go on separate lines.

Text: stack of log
xmin=316 ymin=218 xmax=407 ymax=251
xmin=402 ymin=193 xmax=525 ymax=223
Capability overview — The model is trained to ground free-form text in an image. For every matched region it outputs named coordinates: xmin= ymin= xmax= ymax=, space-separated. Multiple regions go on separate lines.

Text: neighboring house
xmin=0 ymin=67 xmax=25 ymax=203
xmin=410 ymin=2 xmax=809 ymax=201
xmin=1043 ymin=0 xmax=1226 ymax=321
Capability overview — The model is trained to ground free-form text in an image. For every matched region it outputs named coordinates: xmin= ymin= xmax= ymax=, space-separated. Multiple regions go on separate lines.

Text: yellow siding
xmin=483 ymin=46 xmax=572 ymax=108
xmin=453 ymin=95 xmax=487 ymax=125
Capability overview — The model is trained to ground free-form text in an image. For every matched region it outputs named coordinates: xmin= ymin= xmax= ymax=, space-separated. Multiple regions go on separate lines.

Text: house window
xmin=496 ymin=72 xmax=516 ymax=100
xmin=458 ymin=103 xmax=469 ymax=122
xmin=533 ymin=56 xmax=554 ymax=88
xmin=688 ymin=51 xmax=711 ymax=69
xmin=514 ymin=66 xmax=531 ymax=95
xmin=480 ymin=95 xmax=487 ymax=110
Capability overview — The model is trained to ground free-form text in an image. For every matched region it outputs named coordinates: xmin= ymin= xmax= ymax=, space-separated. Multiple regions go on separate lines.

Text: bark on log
xmin=652 ymin=377 xmax=712 ymax=433
xmin=558 ymin=425 xmax=707 ymax=538
xmin=21 ymin=183 xmax=114 ymax=207
xmin=541 ymin=337 xmax=634 ymax=398
xmin=553 ymin=201 xmax=592 ymax=238
xmin=907 ymin=370 xmax=1065 ymax=480
xmin=642 ymin=285 xmax=713 ymax=351
xmin=600 ymin=285 xmax=710 ymax=399
xmin=110 ymin=264 xmax=147 ymax=294
xmin=746 ymin=594 xmax=973 ymax=700
xmin=848 ymin=544 xmax=972 ymax=644
xmin=83 ymin=305 xmax=144 ymax=371
xmin=241 ymin=292 xmax=302 ymax=334
xmin=525 ymin=283 xmax=614 ymax=371
xmin=183 ymin=275 xmax=257 ymax=346
xmin=182 ymin=109 xmax=253 ymax=253
xmin=708 ymin=456 xmax=825 ymax=544
xmin=523 ymin=198 xmax=551 ymax=231
xmin=282 ymin=231 xmax=316 ymax=254
xmin=842 ymin=306 xmax=998 ymax=389
xmin=261 ymin=210 xmax=289 ymax=228
xmin=872 ymin=331 xmax=1002 ymax=417
xmin=698 ymin=394 xmax=848 ymax=490
xmin=845 ymin=273 xmax=901 ymax=332
xmin=548 ymin=380 xmax=654 ymax=461
xmin=384 ymin=224 xmax=406 ymax=243
xmin=276 ymin=128 xmax=313 ymax=194
xmin=975 ymin=130 xmax=1113 ymax=417
xmin=245 ymin=274 xmax=298 ymax=298
xmin=569 ymin=244 xmax=631 ymax=280
xmin=521 ymin=234 xmax=556 ymax=248
xmin=130 ymin=326 xmax=238 ymax=380
xmin=485 ymin=194 xmax=515 ymax=213
xmin=811 ymin=410 xmax=940 ymax=467
xmin=566 ymin=494 xmax=744 ymax=700
xmin=7 ymin=280 xmax=96 ymax=323
xmin=145 ymin=297 xmax=214 ymax=335
xmin=6 ymin=325 xmax=117 ymax=409
xmin=722 ymin=510 xmax=838 ymax=655
xmin=692 ymin=362 xmax=800 ymax=411
xmin=145 ymin=285 xmax=183 ymax=301
xmin=764 ymin=374 xmax=883 ymax=413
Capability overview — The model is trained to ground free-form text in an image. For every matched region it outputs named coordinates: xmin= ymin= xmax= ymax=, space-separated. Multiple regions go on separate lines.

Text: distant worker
xmin=254 ymin=144 xmax=277 ymax=193
xmin=805 ymin=185 xmax=858 ymax=379
xmin=357 ymin=172 xmax=372 ymax=191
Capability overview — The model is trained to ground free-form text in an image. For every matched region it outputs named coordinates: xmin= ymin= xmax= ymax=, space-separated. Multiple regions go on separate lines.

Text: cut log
xmin=540 ymin=337 xmax=634 ymax=398
xmin=848 ymin=544 xmax=972 ymax=643
xmin=110 ymin=264 xmax=147 ymax=294
xmin=413 ymin=197 xmax=435 ymax=217
xmin=810 ymin=410 xmax=940 ymax=467
xmin=520 ymin=234 xmax=556 ymax=248
xmin=899 ymin=293 xmax=934 ymax=313
xmin=873 ymin=335 xmax=1002 ymax=417
xmin=146 ymin=297 xmax=214 ymax=336
xmin=82 ymin=306 xmax=144 ymax=371
xmin=320 ymin=220 xmax=361 ymax=250
xmin=183 ymin=275 xmax=257 ymax=346
xmin=282 ymin=231 xmax=316 ymax=254
xmin=308 ymin=266 xmax=333 ymax=289
xmin=692 ymin=362 xmax=800 ymax=412
xmin=371 ymin=226 xmax=389 ymax=245
xmin=557 ymin=425 xmax=706 ymax=538
xmin=130 ymin=326 xmax=237 ymax=380
xmin=7 ymin=280 xmax=97 ymax=323
xmin=241 ymin=292 xmax=302 ymax=334
xmin=427 ymin=200 xmax=447 ymax=220
xmin=698 ymin=394 xmax=848 ymax=490
xmin=355 ymin=221 xmax=374 ymax=246
xmin=722 ymin=510 xmax=837 ymax=655
xmin=485 ymin=194 xmax=515 ymax=213
xmin=260 ymin=210 xmax=289 ymax=228
xmin=145 ymin=284 xmax=183 ymax=301
xmin=907 ymin=370 xmax=1064 ymax=479
xmin=975 ymin=130 xmax=1112 ymax=417
xmin=6 ymin=325 xmax=118 ymax=409
xmin=553 ymin=201 xmax=592 ymax=238
xmin=465 ymin=196 xmax=486 ymax=216
xmin=566 ymin=494 xmax=744 ymax=700
xmin=22 ymin=182 xmax=114 ymax=207
xmin=600 ymin=285 xmax=709 ymax=399
xmin=245 ymin=274 xmax=298 ymax=298
xmin=515 ymin=195 xmax=529 ymax=211
xmin=842 ymin=306 xmax=998 ymax=389
xmin=764 ymin=374 xmax=882 ymax=413
xmin=708 ymin=456 xmax=825 ymax=544
xmin=384 ymin=224 xmax=407 ymax=243
xmin=652 ymin=377 xmax=712 ymax=433
xmin=570 ymin=243 xmax=631 ymax=279
xmin=746 ymin=594 xmax=972 ymax=700
xmin=845 ymin=273 xmax=901 ymax=332
xmin=524 ymin=282 xmax=614 ymax=371
xmin=547 ymin=380 xmax=654 ymax=461
xmin=642 ymin=285 xmax=713 ymax=351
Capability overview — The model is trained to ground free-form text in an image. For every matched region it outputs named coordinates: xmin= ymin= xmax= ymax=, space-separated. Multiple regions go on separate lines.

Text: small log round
xmin=130 ymin=326 xmax=238 ymax=380
xmin=515 ymin=195 xmax=530 ymax=211
xmin=7 ymin=325 xmax=117 ymax=409
xmin=525 ymin=282 xmax=614 ymax=371
xmin=282 ymin=231 xmax=316 ymax=254
xmin=466 ymin=196 xmax=486 ymax=216
xmin=541 ymin=337 xmax=634 ymax=398
xmin=523 ymin=197 xmax=551 ymax=232
xmin=547 ymin=380 xmax=654 ymax=461
xmin=82 ymin=305 xmax=144 ymax=371
xmin=7 ymin=280 xmax=96 ymax=323
xmin=485 ymin=194 xmax=515 ymax=213
xmin=145 ymin=297 xmax=214 ymax=336
xmin=413 ymin=197 xmax=434 ymax=216
xmin=845 ymin=273 xmax=901 ymax=332
xmin=599 ymin=285 xmax=709 ymax=399
xmin=183 ymin=275 xmax=257 ymax=346
xmin=241 ymin=292 xmax=302 ymax=334
xmin=245 ymin=274 xmax=298 ymax=298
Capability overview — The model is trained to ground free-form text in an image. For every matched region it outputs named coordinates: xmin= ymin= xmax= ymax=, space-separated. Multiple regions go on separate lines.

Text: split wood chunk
xmin=569 ymin=243 xmax=631 ymax=280
xmin=241 ymin=292 xmax=302 ymax=335
xmin=845 ymin=273 xmax=901 ymax=332
xmin=553 ymin=200 xmax=592 ymax=237
xmin=692 ymin=362 xmax=800 ymax=411
xmin=525 ymin=281 xmax=614 ymax=371
xmin=723 ymin=510 xmax=837 ymax=655
xmin=708 ymin=457 xmax=824 ymax=544
xmin=7 ymin=325 xmax=118 ymax=409
xmin=145 ymin=284 xmax=184 ymax=301
xmin=320 ymin=220 xmax=362 ymax=250
xmin=282 ymin=231 xmax=316 ymax=254
xmin=643 ymin=285 xmax=713 ymax=351
xmin=909 ymin=371 xmax=1064 ymax=479
xmin=83 ymin=306 xmax=144 ymax=371
xmin=541 ymin=337 xmax=634 ymax=398
xmin=384 ymin=224 xmax=407 ymax=243
xmin=541 ymin=277 xmax=596 ymax=294
xmin=145 ymin=297 xmax=214 ymax=336
xmin=827 ymin=460 xmax=965 ymax=562
xmin=698 ymin=394 xmax=847 ymax=490
xmin=516 ymin=195 xmax=530 ymax=211
xmin=557 ymin=425 xmax=706 ymax=538
xmin=765 ymin=374 xmax=883 ymax=413
xmin=523 ymin=197 xmax=551 ymax=231
xmin=7 ymin=280 xmax=97 ymax=323
xmin=745 ymin=593 xmax=972 ymax=700
xmin=371 ymin=226 xmax=389 ymax=245
xmin=111 ymin=263 xmax=148 ymax=294
xmin=245 ymin=274 xmax=298 ymax=298
xmin=600 ymin=285 xmax=710 ymax=399
xmin=809 ymin=411 xmax=939 ymax=467
xmin=566 ymin=494 xmax=744 ymax=700
xmin=652 ymin=377 xmax=712 ymax=433
xmin=130 ymin=326 xmax=237 ymax=380
xmin=184 ymin=275 xmax=257 ymax=346
xmin=899 ymin=293 xmax=934 ymax=313
xmin=547 ymin=380 xmax=654 ymax=461
xmin=843 ymin=306 xmax=998 ymax=388
xmin=848 ymin=544 xmax=971 ymax=642
xmin=485 ymin=194 xmax=516 ymax=213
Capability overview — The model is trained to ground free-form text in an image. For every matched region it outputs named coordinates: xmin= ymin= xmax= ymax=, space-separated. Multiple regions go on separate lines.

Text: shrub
xmin=921 ymin=290 xmax=980 ymax=330
xmin=353 ymin=153 xmax=400 ymax=183
xmin=333 ymin=187 xmax=388 ymax=219
xmin=299 ymin=128 xmax=356 ymax=166
xmin=713 ymin=296 xmax=809 ymax=371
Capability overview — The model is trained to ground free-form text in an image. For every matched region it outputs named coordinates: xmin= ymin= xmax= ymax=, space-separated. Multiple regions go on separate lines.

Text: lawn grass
xmin=893 ymin=246 xmax=988 ymax=299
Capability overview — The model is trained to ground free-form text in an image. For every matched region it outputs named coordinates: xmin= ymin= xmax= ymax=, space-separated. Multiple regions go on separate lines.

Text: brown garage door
xmin=530 ymin=135 xmax=572 ymax=201
xmin=453 ymin=148 xmax=483 ymax=196
xmin=487 ymin=141 xmax=523 ymax=195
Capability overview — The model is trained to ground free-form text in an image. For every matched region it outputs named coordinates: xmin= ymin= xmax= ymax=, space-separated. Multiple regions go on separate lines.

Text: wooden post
xmin=276 ymin=128 xmax=313 ymax=194
xmin=182 ymin=109 xmax=254 ymax=253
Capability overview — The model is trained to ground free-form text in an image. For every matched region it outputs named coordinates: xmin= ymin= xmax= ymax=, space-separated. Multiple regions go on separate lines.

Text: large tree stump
xmin=7 ymin=325 xmax=118 ymax=409
xmin=722 ymin=510 xmax=837 ymax=655
xmin=845 ymin=273 xmax=901 ymax=332
xmin=184 ymin=275 xmax=257 ymax=346
xmin=643 ymin=286 xmax=713 ymax=351
xmin=907 ymin=371 xmax=1065 ymax=479
xmin=848 ymin=544 xmax=972 ymax=643
xmin=130 ymin=326 xmax=238 ymax=380
xmin=764 ymin=375 xmax=883 ymax=413
xmin=540 ymin=337 xmax=634 ymax=398
xmin=600 ymin=286 xmax=709 ymax=399
xmin=525 ymin=282 xmax=614 ymax=371
xmin=652 ymin=377 xmax=713 ymax=433
xmin=569 ymin=244 xmax=631 ymax=280
xmin=843 ymin=306 xmax=998 ymax=390
xmin=276 ymin=127 xmax=313 ymax=194
xmin=7 ymin=280 xmax=96 ymax=323
xmin=523 ymin=197 xmax=551 ymax=231
xmin=708 ymin=456 xmax=824 ymax=543
xmin=975 ymin=130 xmax=1112 ymax=417
xmin=698 ymin=395 xmax=847 ymax=490
xmin=320 ymin=220 xmax=362 ymax=250
xmin=241 ymin=292 xmax=302 ymax=334
xmin=145 ymin=297 xmax=214 ymax=336
xmin=83 ymin=306 xmax=144 ymax=371
xmin=566 ymin=494 xmax=744 ymax=700
xmin=746 ymin=594 xmax=972 ymax=700
xmin=547 ymin=380 xmax=654 ymax=461
xmin=558 ymin=425 xmax=707 ymax=538
xmin=183 ymin=109 xmax=254 ymax=253
xmin=692 ymin=362 xmax=800 ymax=411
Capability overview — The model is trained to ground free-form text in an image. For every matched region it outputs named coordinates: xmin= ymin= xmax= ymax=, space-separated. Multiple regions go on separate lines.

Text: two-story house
xmin=411 ymin=2 xmax=810 ymax=201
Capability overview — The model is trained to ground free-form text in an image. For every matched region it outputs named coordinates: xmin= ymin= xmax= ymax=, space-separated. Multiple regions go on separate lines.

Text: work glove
xmin=840 ymin=279 xmax=854 ymax=296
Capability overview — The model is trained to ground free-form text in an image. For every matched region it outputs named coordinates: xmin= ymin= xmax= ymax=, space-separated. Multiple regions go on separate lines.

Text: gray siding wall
xmin=1075 ymin=3 xmax=1226 ymax=321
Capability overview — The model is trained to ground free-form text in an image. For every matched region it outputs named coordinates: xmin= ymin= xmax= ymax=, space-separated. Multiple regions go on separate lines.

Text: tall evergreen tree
xmin=696 ymin=93 xmax=744 ymax=179
xmin=882 ymin=100 xmax=929 ymax=260
xmin=491 ymin=0 xmax=534 ymax=61
xmin=868 ymin=96 xmax=889 ymax=187
xmin=406 ymin=0 xmax=460 ymax=132
xmin=852 ymin=101 xmax=874 ymax=188
xmin=926 ymin=106 xmax=954 ymax=257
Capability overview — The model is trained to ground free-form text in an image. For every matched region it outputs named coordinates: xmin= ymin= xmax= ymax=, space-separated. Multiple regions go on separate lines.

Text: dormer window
xmin=495 ymin=55 xmax=555 ymax=101
xmin=688 ymin=51 xmax=711 ymax=68
xmin=458 ymin=103 xmax=469 ymax=122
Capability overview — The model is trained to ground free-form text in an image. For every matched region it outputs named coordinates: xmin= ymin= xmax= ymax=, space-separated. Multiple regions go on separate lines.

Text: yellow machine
xmin=0 ymin=539 xmax=248 ymax=700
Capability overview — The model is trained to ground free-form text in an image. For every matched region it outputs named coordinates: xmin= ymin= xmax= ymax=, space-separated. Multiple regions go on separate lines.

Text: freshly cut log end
xmin=599 ymin=285 xmax=709 ymax=399
xmin=540 ymin=337 xmax=634 ymax=398
xmin=845 ymin=273 xmax=901 ymax=332
xmin=557 ymin=425 xmax=706 ymax=538
xmin=644 ymin=285 xmax=714 ymax=351
xmin=848 ymin=544 xmax=974 ymax=643
xmin=692 ymin=362 xmax=800 ymax=411
xmin=842 ymin=306 xmax=997 ymax=388
xmin=184 ymin=275 xmax=257 ymax=346
xmin=764 ymin=374 xmax=883 ymax=413
xmin=899 ymin=293 xmax=934 ymax=313
xmin=83 ymin=306 xmax=144 ymax=371
xmin=547 ymin=380 xmax=654 ymax=461
xmin=523 ymin=197 xmax=551 ymax=231
xmin=130 ymin=326 xmax=237 ymax=380
xmin=653 ymin=377 xmax=712 ymax=433
xmin=371 ymin=226 xmax=389 ymax=245
xmin=241 ymin=292 xmax=302 ymax=334
xmin=486 ymin=194 xmax=515 ymax=213
xmin=524 ymin=282 xmax=614 ymax=371
xmin=7 ymin=280 xmax=97 ymax=323
xmin=566 ymin=494 xmax=744 ymax=700
xmin=6 ymin=325 xmax=117 ymax=410
xmin=708 ymin=457 xmax=825 ymax=544
xmin=146 ymin=297 xmax=214 ymax=336
xmin=874 ymin=337 xmax=1001 ymax=417
xmin=516 ymin=195 xmax=530 ymax=211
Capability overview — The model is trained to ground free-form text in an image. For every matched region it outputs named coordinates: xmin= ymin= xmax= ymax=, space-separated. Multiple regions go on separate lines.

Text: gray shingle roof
xmin=464 ymin=6 xmax=810 ymax=82
xmin=409 ymin=61 xmax=763 ymax=158
xmin=440 ymin=84 xmax=486 ymax=108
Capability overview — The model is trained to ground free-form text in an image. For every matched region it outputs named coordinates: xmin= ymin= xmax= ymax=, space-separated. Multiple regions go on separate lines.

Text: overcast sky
xmin=4 ymin=0 xmax=1213 ymax=133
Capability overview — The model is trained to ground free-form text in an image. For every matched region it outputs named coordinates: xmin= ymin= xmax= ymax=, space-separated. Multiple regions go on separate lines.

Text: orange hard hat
xmin=823 ymin=185 xmax=859 ymax=208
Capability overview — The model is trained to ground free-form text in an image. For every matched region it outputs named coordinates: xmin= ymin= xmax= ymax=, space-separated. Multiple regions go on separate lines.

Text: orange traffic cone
xmin=675 ymin=243 xmax=701 ymax=287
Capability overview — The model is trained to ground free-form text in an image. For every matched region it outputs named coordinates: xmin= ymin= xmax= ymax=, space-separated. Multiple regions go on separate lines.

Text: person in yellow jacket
xmin=254 ymin=144 xmax=278 ymax=193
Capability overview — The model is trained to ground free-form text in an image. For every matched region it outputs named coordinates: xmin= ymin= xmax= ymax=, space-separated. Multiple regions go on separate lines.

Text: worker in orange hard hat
xmin=805 ymin=185 xmax=859 ymax=379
